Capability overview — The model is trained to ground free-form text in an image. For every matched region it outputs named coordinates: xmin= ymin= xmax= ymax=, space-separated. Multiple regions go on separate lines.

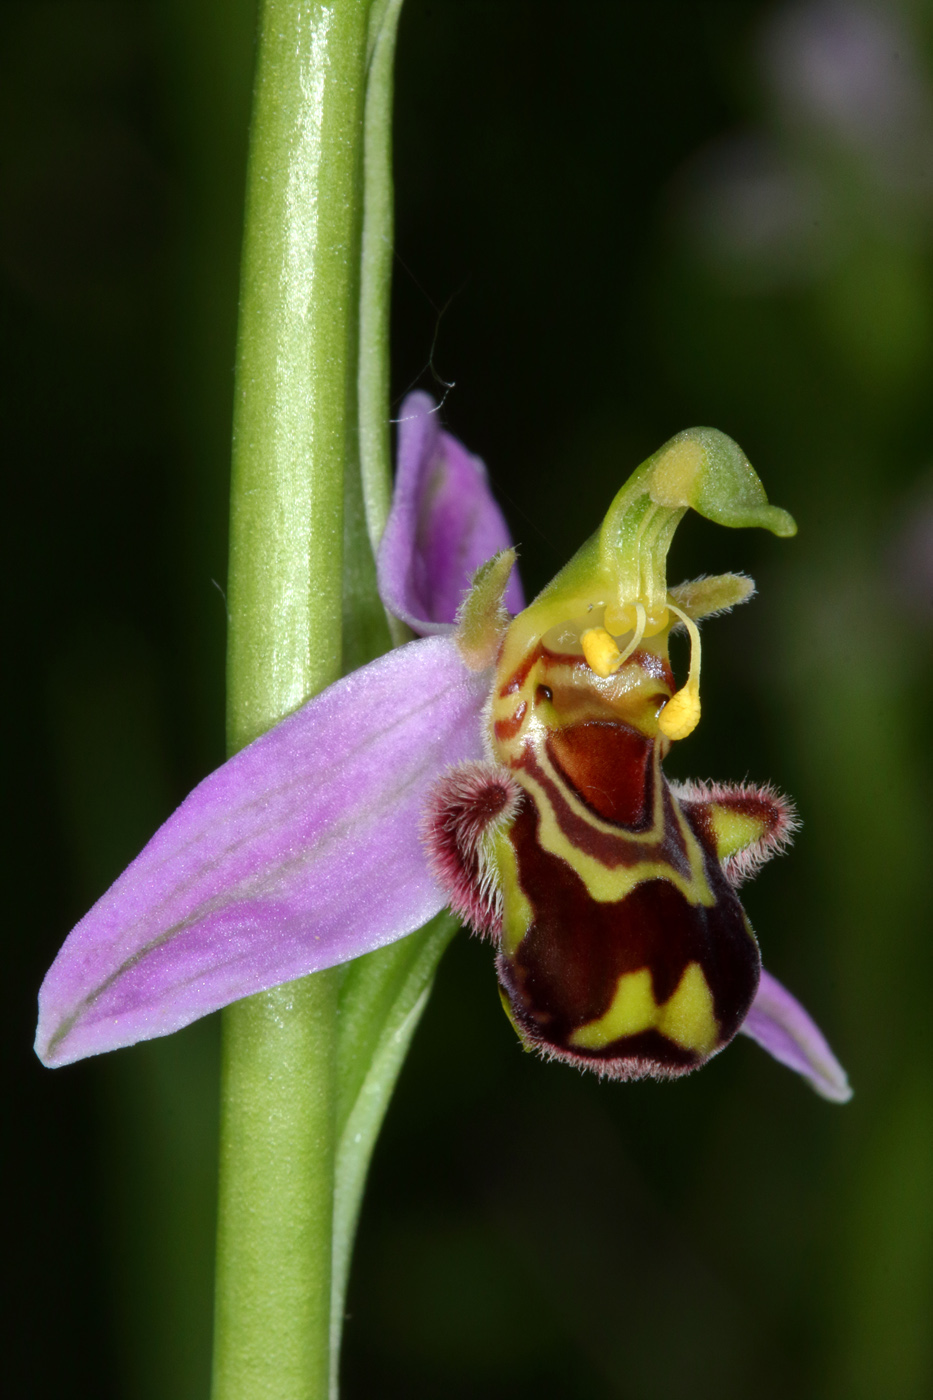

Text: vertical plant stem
xmin=358 ymin=0 xmax=404 ymax=549
xmin=214 ymin=4 xmax=372 ymax=1399
xmin=226 ymin=0 xmax=369 ymax=750
xmin=214 ymin=980 xmax=338 ymax=1400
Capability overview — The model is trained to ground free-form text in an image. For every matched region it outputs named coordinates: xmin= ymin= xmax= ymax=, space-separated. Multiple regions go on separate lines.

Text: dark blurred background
xmin=6 ymin=1 xmax=933 ymax=1396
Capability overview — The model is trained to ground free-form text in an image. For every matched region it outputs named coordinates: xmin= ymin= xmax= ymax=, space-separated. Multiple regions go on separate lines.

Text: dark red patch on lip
xmin=546 ymin=721 xmax=651 ymax=827
xmin=494 ymin=702 xmax=527 ymax=742
xmin=516 ymin=748 xmax=690 ymax=876
xmin=500 ymin=642 xmax=547 ymax=697
xmin=496 ymin=792 xmax=760 ymax=1074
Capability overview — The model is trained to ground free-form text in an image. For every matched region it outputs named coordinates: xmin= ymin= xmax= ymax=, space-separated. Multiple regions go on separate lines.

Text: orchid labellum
xmin=36 ymin=394 xmax=850 ymax=1103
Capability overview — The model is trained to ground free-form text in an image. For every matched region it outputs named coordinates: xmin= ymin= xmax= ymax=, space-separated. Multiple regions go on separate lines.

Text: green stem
xmin=225 ymin=0 xmax=370 ymax=751
xmin=213 ymin=979 xmax=338 ymax=1400
xmin=214 ymin=4 xmax=373 ymax=1398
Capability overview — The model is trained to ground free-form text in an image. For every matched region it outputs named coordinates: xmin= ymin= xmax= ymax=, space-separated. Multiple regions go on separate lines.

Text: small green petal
xmin=669 ymin=572 xmax=755 ymax=621
xmin=455 ymin=548 xmax=518 ymax=670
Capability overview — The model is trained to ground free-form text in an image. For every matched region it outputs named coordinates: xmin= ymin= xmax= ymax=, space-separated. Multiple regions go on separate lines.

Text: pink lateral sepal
xmin=740 ymin=968 xmax=852 ymax=1102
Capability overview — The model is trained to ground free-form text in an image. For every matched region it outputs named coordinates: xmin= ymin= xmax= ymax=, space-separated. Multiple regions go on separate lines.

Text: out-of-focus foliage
xmin=6 ymin=2 xmax=932 ymax=1398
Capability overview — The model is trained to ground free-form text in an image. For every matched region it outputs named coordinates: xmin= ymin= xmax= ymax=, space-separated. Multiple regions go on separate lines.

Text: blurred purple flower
xmin=765 ymin=0 xmax=933 ymax=178
xmin=674 ymin=1 xmax=933 ymax=295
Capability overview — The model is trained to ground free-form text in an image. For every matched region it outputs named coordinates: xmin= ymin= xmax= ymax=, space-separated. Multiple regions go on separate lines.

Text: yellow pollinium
xmin=569 ymin=961 xmax=719 ymax=1055
xmin=579 ymin=598 xmax=704 ymax=744
xmin=657 ymin=681 xmax=701 ymax=741
xmin=580 ymin=626 xmax=623 ymax=678
xmin=657 ymin=601 xmax=703 ymax=741
xmin=580 ymin=597 xmax=674 ymax=682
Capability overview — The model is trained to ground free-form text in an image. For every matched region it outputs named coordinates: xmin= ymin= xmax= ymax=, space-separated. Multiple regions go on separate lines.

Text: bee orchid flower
xmin=36 ymin=394 xmax=850 ymax=1103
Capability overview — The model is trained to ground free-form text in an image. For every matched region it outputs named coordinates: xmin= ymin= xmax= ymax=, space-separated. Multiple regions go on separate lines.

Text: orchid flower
xmin=36 ymin=393 xmax=850 ymax=1103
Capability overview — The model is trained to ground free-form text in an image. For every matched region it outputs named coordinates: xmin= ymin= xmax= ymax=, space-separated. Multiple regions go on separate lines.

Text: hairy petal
xmin=37 ymin=638 xmax=487 ymax=1067
xmin=378 ymin=390 xmax=524 ymax=632
xmin=740 ymin=968 xmax=852 ymax=1102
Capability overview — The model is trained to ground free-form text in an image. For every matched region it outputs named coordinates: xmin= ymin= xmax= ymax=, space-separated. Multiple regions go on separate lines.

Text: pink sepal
xmin=740 ymin=968 xmax=852 ymax=1102
xmin=37 ymin=638 xmax=487 ymax=1066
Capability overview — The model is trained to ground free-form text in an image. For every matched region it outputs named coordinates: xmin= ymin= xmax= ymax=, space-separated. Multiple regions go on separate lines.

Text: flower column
xmin=214 ymin=3 xmax=372 ymax=1397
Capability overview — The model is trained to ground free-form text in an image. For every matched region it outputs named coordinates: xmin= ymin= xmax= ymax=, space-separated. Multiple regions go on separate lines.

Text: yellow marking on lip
xmin=569 ymin=969 xmax=657 ymax=1049
xmin=568 ymin=960 xmax=718 ymax=1055
xmin=709 ymin=806 xmax=767 ymax=862
xmin=491 ymin=829 xmax=534 ymax=957
xmin=515 ymin=762 xmax=716 ymax=910
xmin=658 ymin=962 xmax=718 ymax=1054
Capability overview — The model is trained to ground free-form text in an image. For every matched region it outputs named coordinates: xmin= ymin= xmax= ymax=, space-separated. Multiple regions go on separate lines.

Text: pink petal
xmin=740 ymin=968 xmax=852 ymax=1102
xmin=377 ymin=391 xmax=524 ymax=632
xmin=37 ymin=638 xmax=488 ymax=1067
